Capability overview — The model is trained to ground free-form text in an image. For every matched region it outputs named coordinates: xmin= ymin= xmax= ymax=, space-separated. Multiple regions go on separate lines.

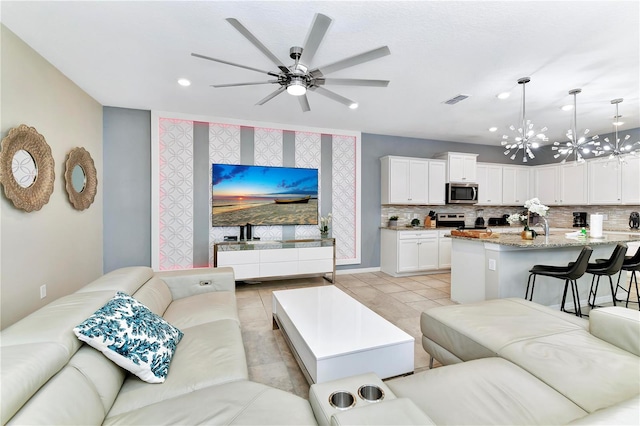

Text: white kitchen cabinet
xmin=381 ymin=156 xmax=445 ymax=205
xmin=621 ymin=155 xmax=640 ymax=204
xmin=533 ymin=165 xmax=560 ymax=205
xmin=435 ymin=152 xmax=478 ymax=183
xmin=380 ymin=229 xmax=447 ymax=276
xmin=438 ymin=230 xmax=452 ymax=269
xmin=558 ymin=162 xmax=588 ymax=205
xmin=588 ymin=159 xmax=622 ymax=205
xmin=428 ymin=160 xmax=447 ymax=204
xmin=502 ymin=166 xmax=530 ymax=206
xmin=476 ymin=163 xmax=503 ymax=205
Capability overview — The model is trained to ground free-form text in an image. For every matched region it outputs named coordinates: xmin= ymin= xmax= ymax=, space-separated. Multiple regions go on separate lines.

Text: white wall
xmin=0 ymin=25 xmax=103 ymax=328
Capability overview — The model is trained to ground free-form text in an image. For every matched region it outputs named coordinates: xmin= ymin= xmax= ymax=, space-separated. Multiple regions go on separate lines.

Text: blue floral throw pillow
xmin=73 ymin=291 xmax=183 ymax=383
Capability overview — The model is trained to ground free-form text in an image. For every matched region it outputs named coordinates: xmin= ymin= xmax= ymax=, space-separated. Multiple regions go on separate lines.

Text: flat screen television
xmin=212 ymin=164 xmax=319 ymax=226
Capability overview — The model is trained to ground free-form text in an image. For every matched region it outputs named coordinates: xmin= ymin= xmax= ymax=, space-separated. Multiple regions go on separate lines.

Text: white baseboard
xmin=336 ymin=267 xmax=381 ymax=275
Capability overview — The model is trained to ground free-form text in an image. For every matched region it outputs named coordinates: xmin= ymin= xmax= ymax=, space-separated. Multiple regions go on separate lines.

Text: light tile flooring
xmin=235 ymin=271 xmax=454 ymax=400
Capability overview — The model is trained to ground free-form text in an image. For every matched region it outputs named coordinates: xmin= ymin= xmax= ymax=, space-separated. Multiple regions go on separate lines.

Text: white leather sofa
xmin=392 ymin=298 xmax=640 ymax=425
xmin=0 ymin=266 xmax=316 ymax=425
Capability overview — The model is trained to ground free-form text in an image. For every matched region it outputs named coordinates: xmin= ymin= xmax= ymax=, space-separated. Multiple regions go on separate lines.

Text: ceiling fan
xmin=191 ymin=13 xmax=390 ymax=112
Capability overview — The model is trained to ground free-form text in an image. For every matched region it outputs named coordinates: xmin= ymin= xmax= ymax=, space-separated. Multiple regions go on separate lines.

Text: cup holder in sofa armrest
xmin=358 ymin=384 xmax=385 ymax=403
xmin=329 ymin=391 xmax=356 ymax=410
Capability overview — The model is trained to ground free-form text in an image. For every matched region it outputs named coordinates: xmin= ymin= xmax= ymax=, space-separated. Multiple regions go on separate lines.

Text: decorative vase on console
xmin=319 ymin=213 xmax=332 ymax=239
xmin=507 ymin=198 xmax=550 ymax=240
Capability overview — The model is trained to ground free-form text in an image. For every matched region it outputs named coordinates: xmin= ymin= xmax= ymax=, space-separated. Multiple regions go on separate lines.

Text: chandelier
xmin=501 ymin=77 xmax=548 ymax=163
xmin=552 ymin=89 xmax=599 ymax=164
xmin=592 ymin=98 xmax=640 ymax=164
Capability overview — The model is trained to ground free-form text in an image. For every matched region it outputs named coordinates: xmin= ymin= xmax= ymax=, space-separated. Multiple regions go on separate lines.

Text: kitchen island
xmin=450 ymin=232 xmax=640 ymax=309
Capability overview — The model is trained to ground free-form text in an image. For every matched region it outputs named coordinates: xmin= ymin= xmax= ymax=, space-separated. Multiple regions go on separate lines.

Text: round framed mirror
xmin=64 ymin=147 xmax=97 ymax=210
xmin=0 ymin=124 xmax=55 ymax=212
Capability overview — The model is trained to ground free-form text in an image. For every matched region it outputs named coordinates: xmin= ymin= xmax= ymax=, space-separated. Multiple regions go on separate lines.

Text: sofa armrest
xmin=155 ymin=267 xmax=235 ymax=300
xmin=589 ymin=307 xmax=640 ymax=356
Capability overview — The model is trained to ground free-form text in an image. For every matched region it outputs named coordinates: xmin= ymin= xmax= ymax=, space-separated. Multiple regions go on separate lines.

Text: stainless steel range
xmin=436 ymin=213 xmax=466 ymax=228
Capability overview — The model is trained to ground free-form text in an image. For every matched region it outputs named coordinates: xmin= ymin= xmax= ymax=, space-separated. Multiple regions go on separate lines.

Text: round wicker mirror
xmin=64 ymin=147 xmax=97 ymax=210
xmin=0 ymin=124 xmax=55 ymax=212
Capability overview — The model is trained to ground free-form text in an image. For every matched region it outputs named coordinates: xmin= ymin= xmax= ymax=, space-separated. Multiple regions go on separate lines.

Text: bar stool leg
xmin=588 ymin=275 xmax=600 ymax=308
xmin=570 ymin=279 xmax=582 ymax=317
xmin=561 ymin=279 xmax=570 ymax=313
xmin=526 ymin=274 xmax=536 ymax=301
xmin=627 ymin=271 xmax=639 ymax=310
xmin=608 ymin=275 xmax=617 ymax=306
xmin=614 ymin=270 xmax=628 ymax=303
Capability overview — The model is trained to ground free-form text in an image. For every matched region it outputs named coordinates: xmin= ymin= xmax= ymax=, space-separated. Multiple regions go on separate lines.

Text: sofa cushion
xmin=162 ymin=290 xmax=239 ymax=329
xmin=104 ymin=380 xmax=316 ymax=425
xmin=132 ymin=276 xmax=173 ymax=316
xmin=76 ymin=266 xmax=154 ymax=295
xmin=421 ymin=298 xmax=588 ymax=362
xmin=107 ymin=319 xmax=248 ymax=417
xmin=73 ymin=292 xmax=183 ymax=384
xmin=499 ymin=330 xmax=640 ymax=413
xmin=589 ymin=307 xmax=640 ymax=356
xmin=0 ymin=343 xmax=69 ymax=424
xmin=567 ymin=395 xmax=640 ymax=425
xmin=387 ymin=358 xmax=588 ymax=425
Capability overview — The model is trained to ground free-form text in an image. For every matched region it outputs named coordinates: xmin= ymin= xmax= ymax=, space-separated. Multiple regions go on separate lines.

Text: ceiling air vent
xmin=443 ymin=94 xmax=470 ymax=105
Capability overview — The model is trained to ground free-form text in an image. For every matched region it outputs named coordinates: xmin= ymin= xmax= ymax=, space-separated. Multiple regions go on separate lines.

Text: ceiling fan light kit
xmin=192 ymin=13 xmax=390 ymax=112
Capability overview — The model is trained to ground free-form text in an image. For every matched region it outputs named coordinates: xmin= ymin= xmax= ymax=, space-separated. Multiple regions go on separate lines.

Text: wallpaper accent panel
xmin=333 ymin=135 xmax=358 ymax=262
xmin=158 ymin=118 xmax=194 ymax=270
xmin=295 ymin=132 xmax=322 ymax=239
xmin=253 ymin=127 xmax=283 ymax=240
xmin=209 ymin=123 xmax=241 ymax=265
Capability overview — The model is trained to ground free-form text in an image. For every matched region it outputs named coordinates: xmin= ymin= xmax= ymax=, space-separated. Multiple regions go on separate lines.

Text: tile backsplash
xmin=382 ymin=204 xmax=640 ymax=231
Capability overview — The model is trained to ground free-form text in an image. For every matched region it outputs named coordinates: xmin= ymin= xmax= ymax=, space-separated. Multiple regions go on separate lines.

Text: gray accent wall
xmin=103 ymin=107 xmax=151 ymax=273
xmin=193 ymin=122 xmax=210 ymax=268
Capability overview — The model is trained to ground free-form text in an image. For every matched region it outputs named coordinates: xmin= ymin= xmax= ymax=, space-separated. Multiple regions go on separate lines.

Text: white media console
xmin=214 ymin=238 xmax=336 ymax=282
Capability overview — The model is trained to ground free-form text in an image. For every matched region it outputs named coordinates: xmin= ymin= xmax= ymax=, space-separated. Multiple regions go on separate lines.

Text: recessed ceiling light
xmin=349 ymin=103 xmax=359 ymax=109
xmin=561 ymin=104 xmax=573 ymax=111
xmin=496 ymin=92 xmax=510 ymax=100
xmin=178 ymin=78 xmax=191 ymax=87
xmin=488 ymin=127 xmax=498 ymax=132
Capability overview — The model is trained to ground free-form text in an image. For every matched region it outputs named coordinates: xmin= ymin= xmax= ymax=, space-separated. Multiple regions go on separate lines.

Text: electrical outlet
xmin=199 ymin=280 xmax=212 ymax=286
xmin=488 ymin=259 xmax=497 ymax=271
xmin=40 ymin=285 xmax=47 ymax=299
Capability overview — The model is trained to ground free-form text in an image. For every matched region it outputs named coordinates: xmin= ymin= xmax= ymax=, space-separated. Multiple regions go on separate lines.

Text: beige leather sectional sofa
xmin=1 ymin=266 xmax=316 ymax=425
xmin=404 ymin=298 xmax=640 ymax=424
xmin=4 ymin=266 xmax=638 ymax=425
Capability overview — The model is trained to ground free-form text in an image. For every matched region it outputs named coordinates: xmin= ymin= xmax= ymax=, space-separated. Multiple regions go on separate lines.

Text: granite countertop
xmin=449 ymin=232 xmax=640 ymax=248
xmin=381 ymin=225 xmax=640 ymax=233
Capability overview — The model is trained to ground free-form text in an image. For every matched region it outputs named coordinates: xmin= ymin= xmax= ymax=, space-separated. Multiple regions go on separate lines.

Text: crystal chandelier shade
xmin=551 ymin=89 xmax=600 ymax=164
xmin=501 ymin=77 xmax=548 ymax=163
xmin=592 ymin=99 xmax=640 ymax=164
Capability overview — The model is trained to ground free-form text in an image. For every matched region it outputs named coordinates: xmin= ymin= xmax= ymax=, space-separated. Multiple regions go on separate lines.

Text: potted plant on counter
xmin=388 ymin=216 xmax=399 ymax=227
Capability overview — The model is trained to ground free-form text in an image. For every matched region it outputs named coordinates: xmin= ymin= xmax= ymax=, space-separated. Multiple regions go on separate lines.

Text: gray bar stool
xmin=584 ymin=243 xmax=628 ymax=308
xmin=598 ymin=245 xmax=640 ymax=310
xmin=526 ymin=246 xmax=593 ymax=317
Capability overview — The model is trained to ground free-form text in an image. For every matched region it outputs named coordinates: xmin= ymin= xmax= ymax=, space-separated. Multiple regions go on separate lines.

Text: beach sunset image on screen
xmin=212 ymin=164 xmax=319 ymax=226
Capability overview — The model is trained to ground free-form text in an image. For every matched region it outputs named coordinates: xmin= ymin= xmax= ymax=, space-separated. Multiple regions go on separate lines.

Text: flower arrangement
xmin=319 ymin=213 xmax=332 ymax=236
xmin=507 ymin=198 xmax=550 ymax=238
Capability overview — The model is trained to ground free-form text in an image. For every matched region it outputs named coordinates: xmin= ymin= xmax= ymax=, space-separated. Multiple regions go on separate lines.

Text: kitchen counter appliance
xmin=573 ymin=212 xmax=588 ymax=228
xmin=631 ymin=212 xmax=640 ymax=229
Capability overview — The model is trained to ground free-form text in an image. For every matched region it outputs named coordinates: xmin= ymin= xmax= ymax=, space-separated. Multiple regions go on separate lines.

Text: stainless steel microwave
xmin=446 ymin=183 xmax=478 ymax=204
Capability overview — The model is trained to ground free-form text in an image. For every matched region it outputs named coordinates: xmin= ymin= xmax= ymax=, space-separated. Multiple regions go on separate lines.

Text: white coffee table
xmin=272 ymin=285 xmax=414 ymax=384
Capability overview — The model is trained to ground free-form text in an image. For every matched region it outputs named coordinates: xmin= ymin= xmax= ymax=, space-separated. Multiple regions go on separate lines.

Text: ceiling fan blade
xmin=310 ymin=46 xmax=391 ymax=78
xmin=298 ymin=94 xmax=311 ymax=112
xmin=256 ymin=86 xmax=287 ymax=105
xmin=301 ymin=13 xmax=332 ymax=63
xmin=315 ymin=78 xmax=389 ymax=87
xmin=309 ymin=86 xmax=357 ymax=109
xmin=226 ymin=18 xmax=289 ymax=73
xmin=191 ymin=53 xmax=278 ymax=76
xmin=212 ymin=80 xmax=278 ymax=88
